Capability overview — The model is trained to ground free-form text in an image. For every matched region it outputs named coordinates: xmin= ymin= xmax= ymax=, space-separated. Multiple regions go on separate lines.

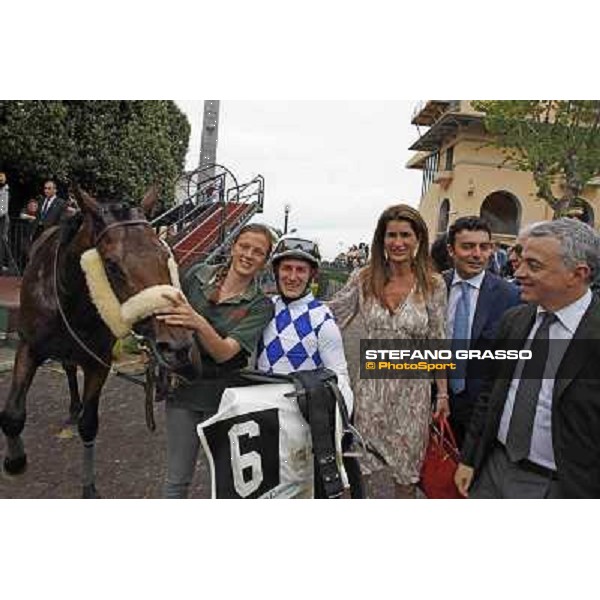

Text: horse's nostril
xmin=156 ymin=341 xmax=173 ymax=356
xmin=156 ymin=341 xmax=191 ymax=366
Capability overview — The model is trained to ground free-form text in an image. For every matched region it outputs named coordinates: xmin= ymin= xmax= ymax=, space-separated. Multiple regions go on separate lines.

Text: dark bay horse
xmin=0 ymin=186 xmax=199 ymax=498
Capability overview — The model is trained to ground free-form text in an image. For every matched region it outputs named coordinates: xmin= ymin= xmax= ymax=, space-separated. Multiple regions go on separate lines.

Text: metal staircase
xmin=151 ymin=166 xmax=264 ymax=270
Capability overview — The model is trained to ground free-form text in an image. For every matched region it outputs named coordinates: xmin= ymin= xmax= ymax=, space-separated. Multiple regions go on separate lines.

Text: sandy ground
xmin=0 ymin=354 xmax=399 ymax=499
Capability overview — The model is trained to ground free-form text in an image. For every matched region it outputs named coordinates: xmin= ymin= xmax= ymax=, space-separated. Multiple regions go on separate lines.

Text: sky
xmin=176 ymin=101 xmax=423 ymax=259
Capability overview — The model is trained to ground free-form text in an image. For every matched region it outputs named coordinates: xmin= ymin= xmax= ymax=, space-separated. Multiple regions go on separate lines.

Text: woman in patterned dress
xmin=328 ymin=204 xmax=449 ymax=498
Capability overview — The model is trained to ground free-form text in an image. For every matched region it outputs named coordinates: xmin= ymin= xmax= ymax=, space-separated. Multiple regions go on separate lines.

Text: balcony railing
xmin=411 ymin=100 xmax=461 ymax=126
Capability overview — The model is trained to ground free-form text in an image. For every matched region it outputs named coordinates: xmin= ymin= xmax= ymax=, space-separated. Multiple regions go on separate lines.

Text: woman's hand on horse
xmin=155 ymin=291 xmax=207 ymax=332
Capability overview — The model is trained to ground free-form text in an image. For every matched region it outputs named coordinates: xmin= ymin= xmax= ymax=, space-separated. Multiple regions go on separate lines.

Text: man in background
xmin=0 ymin=171 xmax=10 ymax=272
xmin=445 ymin=216 xmax=520 ymax=447
xmin=32 ymin=180 xmax=68 ymax=241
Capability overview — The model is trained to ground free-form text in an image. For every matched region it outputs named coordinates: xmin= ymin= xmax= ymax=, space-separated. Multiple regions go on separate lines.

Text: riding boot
xmin=394 ymin=482 xmax=417 ymax=499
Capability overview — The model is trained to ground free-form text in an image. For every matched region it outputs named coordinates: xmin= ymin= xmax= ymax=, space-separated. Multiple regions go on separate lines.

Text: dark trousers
xmin=470 ymin=443 xmax=562 ymax=499
xmin=0 ymin=216 xmax=9 ymax=269
xmin=449 ymin=390 xmax=474 ymax=450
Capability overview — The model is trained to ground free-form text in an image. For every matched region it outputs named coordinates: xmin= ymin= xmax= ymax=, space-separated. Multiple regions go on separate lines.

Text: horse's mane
xmin=59 ymin=211 xmax=85 ymax=247
xmin=27 ymin=212 xmax=86 ymax=264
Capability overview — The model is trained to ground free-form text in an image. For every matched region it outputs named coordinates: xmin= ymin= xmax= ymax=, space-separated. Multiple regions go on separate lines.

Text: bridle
xmin=52 ymin=211 xmax=184 ymax=430
xmin=53 ymin=215 xmax=155 ymax=376
xmin=94 ymin=218 xmax=150 ymax=245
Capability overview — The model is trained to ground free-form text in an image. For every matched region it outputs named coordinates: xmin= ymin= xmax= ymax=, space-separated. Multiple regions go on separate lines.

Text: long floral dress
xmin=328 ymin=270 xmax=447 ymax=485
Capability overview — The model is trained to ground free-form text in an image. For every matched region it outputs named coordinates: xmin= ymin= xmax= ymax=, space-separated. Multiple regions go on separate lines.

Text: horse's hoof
xmin=64 ymin=414 xmax=80 ymax=427
xmin=4 ymin=454 xmax=28 ymax=475
xmin=56 ymin=426 xmax=76 ymax=440
xmin=82 ymin=484 xmax=101 ymax=499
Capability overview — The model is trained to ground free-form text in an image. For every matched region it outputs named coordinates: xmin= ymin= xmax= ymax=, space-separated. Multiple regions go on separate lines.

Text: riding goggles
xmin=274 ymin=238 xmax=320 ymax=258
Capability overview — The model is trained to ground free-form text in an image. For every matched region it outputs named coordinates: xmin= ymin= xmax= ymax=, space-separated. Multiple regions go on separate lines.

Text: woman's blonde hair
xmin=360 ymin=204 xmax=434 ymax=308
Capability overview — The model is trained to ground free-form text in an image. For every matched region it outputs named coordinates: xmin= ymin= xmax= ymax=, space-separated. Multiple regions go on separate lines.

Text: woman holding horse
xmin=328 ymin=204 xmax=449 ymax=498
xmin=156 ymin=223 xmax=274 ymax=499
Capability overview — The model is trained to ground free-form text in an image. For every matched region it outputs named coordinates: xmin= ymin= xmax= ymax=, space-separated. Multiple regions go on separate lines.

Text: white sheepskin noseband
xmin=80 ymin=247 xmax=181 ymax=339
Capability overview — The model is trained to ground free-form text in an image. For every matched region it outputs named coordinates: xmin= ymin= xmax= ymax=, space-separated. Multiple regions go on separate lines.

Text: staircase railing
xmin=176 ymin=201 xmax=258 ymax=268
xmin=147 ymin=165 xmax=264 ymax=269
xmin=202 ymin=202 xmax=261 ymax=265
xmin=150 ymin=170 xmax=227 ymax=240
xmin=226 ymin=175 xmax=265 ymax=213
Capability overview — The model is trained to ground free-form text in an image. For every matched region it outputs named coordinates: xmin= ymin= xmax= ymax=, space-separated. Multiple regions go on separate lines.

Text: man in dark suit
xmin=444 ymin=216 xmax=520 ymax=448
xmin=0 ymin=171 xmax=10 ymax=271
xmin=455 ymin=218 xmax=600 ymax=498
xmin=32 ymin=180 xmax=69 ymax=241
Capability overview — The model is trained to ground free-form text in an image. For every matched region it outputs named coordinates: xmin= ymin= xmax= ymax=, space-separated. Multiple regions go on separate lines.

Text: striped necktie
xmin=449 ymin=281 xmax=471 ymax=394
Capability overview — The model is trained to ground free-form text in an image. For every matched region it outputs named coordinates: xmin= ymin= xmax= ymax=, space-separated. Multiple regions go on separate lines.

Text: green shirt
xmin=170 ymin=263 xmax=274 ymax=412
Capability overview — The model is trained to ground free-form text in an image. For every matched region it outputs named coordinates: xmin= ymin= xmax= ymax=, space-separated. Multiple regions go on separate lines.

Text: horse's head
xmin=73 ymin=185 xmax=200 ymax=380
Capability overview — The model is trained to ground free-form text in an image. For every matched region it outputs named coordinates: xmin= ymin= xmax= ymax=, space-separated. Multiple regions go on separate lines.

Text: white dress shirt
xmin=446 ymin=269 xmax=486 ymax=340
xmin=497 ymin=288 xmax=592 ymax=469
xmin=41 ymin=195 xmax=56 ymax=217
xmin=0 ymin=184 xmax=9 ymax=217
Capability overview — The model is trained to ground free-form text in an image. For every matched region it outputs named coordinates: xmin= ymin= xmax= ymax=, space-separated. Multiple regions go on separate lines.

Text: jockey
xmin=256 ymin=235 xmax=354 ymax=416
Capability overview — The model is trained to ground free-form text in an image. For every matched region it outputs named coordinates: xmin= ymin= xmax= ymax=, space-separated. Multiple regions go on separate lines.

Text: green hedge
xmin=0 ymin=101 xmax=190 ymax=208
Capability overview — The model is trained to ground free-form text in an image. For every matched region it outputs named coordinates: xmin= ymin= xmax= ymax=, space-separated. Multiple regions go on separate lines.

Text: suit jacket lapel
xmin=471 ymin=272 xmax=495 ymax=342
xmin=553 ymin=294 xmax=600 ymax=404
xmin=443 ymin=270 xmax=452 ymax=292
xmin=47 ymin=199 xmax=59 ymax=221
xmin=503 ymin=304 xmax=537 ymax=372
xmin=487 ymin=305 xmax=538 ymax=424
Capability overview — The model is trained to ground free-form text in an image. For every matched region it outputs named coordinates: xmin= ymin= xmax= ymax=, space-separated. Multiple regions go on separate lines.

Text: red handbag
xmin=419 ymin=416 xmax=463 ymax=499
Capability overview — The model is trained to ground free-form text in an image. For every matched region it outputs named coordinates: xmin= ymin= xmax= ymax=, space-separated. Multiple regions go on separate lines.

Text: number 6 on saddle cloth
xmin=197 ymin=368 xmax=365 ymax=499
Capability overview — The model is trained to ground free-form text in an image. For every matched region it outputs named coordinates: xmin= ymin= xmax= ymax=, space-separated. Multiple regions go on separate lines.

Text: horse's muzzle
xmin=148 ymin=338 xmax=202 ymax=384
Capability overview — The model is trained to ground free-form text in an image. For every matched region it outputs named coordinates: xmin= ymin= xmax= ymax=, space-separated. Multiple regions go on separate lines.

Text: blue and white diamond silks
xmin=257 ymin=293 xmax=334 ymax=374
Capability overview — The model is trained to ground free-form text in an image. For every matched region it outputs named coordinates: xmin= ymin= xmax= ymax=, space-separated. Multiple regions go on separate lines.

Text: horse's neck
xmin=58 ymin=225 xmax=94 ymax=296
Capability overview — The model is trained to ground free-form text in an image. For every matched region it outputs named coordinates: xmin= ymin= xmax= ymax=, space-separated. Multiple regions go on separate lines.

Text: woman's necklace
xmin=384 ymin=274 xmax=415 ymax=312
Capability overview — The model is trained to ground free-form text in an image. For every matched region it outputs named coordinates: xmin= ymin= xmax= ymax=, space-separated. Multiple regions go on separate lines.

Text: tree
xmin=472 ymin=100 xmax=600 ymax=217
xmin=0 ymin=101 xmax=190 ymax=210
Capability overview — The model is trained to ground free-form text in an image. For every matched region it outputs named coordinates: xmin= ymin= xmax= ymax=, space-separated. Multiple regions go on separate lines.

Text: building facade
xmin=408 ymin=100 xmax=600 ymax=244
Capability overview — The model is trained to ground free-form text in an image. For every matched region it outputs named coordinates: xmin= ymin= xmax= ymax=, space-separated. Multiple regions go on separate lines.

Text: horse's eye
xmin=104 ymin=259 xmax=125 ymax=284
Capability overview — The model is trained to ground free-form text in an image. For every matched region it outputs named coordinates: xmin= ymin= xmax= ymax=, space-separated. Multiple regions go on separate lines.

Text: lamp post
xmin=284 ymin=203 xmax=291 ymax=234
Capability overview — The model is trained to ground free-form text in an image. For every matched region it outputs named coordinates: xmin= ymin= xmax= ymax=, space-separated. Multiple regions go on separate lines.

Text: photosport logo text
xmin=360 ymin=341 xmax=532 ymax=379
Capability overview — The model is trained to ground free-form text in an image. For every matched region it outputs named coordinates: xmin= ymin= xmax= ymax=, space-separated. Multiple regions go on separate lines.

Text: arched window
xmin=480 ymin=191 xmax=521 ymax=236
xmin=570 ymin=199 xmax=595 ymax=226
xmin=437 ymin=198 xmax=450 ymax=233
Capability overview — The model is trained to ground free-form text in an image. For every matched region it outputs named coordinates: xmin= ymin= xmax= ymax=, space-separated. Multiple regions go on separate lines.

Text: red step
xmin=174 ymin=203 xmax=256 ymax=268
xmin=174 ymin=206 xmax=223 ymax=259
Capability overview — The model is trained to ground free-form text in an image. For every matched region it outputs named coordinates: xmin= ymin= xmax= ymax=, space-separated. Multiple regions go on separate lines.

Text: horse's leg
xmin=63 ymin=362 xmax=82 ymax=425
xmin=0 ymin=341 xmax=39 ymax=474
xmin=78 ymin=363 xmax=110 ymax=499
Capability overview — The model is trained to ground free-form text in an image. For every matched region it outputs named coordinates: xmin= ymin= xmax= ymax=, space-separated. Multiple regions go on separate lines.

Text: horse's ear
xmin=140 ymin=184 xmax=160 ymax=218
xmin=71 ymin=184 xmax=99 ymax=215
